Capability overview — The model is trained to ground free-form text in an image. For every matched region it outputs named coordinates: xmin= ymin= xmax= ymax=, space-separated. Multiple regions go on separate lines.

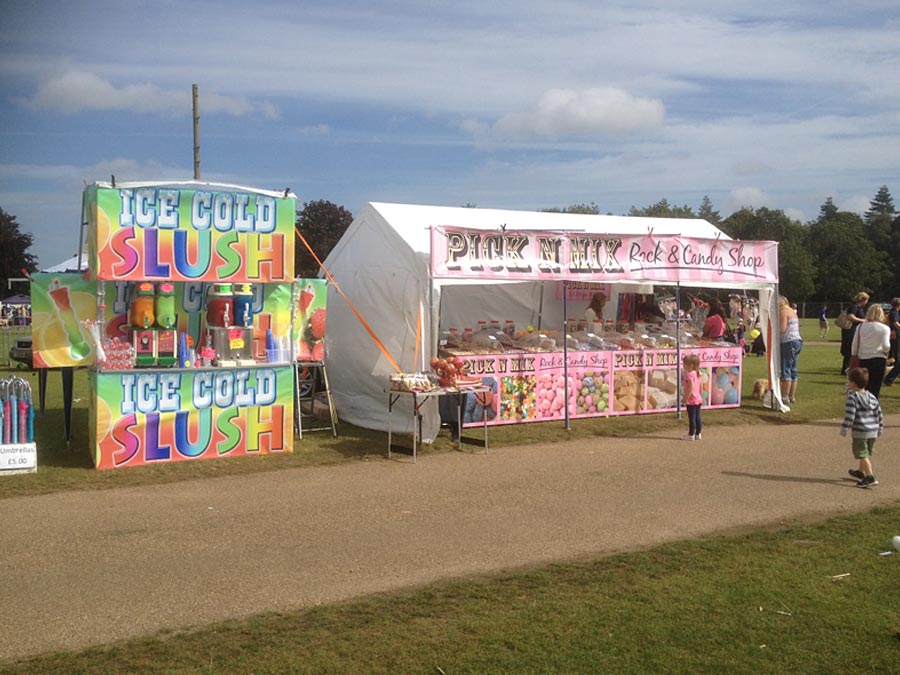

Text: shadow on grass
xmin=33 ymin=407 xmax=94 ymax=469
xmin=721 ymin=470 xmax=851 ymax=486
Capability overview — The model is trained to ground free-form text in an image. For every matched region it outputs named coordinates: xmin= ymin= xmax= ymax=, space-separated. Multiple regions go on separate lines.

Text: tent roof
xmin=363 ymin=202 xmax=730 ymax=256
xmin=42 ymin=255 xmax=88 ymax=273
xmin=2 ymin=293 xmax=30 ymax=304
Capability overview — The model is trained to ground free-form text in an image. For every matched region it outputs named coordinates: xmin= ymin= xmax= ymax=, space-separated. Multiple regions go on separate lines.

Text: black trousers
xmin=860 ymin=357 xmax=887 ymax=398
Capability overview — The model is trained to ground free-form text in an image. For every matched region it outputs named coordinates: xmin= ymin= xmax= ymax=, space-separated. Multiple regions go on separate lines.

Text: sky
xmin=2 ymin=0 xmax=899 ymax=268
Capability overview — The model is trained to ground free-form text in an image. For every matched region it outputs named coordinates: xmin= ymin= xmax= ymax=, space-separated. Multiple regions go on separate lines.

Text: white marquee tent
xmin=42 ymin=255 xmax=88 ymax=273
xmin=321 ymin=202 xmax=784 ymax=439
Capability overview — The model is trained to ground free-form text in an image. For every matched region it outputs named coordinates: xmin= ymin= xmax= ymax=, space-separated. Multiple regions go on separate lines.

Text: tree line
xmin=4 ymin=187 xmax=898 ymax=308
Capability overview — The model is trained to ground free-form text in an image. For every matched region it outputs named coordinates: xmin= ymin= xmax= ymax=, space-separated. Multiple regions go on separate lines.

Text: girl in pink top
xmin=682 ymin=354 xmax=703 ymax=440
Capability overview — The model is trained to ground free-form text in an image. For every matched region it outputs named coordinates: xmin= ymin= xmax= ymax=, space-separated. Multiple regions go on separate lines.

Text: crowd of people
xmin=0 ymin=303 xmax=31 ymax=327
xmin=683 ymin=292 xmax=890 ymax=488
xmin=777 ymin=292 xmax=894 ymax=488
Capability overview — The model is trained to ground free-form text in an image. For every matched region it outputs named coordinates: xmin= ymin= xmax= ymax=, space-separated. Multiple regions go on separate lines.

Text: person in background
xmin=779 ymin=295 xmax=803 ymax=404
xmin=701 ymin=298 xmax=728 ymax=339
xmin=851 ymin=304 xmax=890 ymax=398
xmin=736 ymin=319 xmax=746 ymax=353
xmin=882 ymin=298 xmax=900 ymax=387
xmin=887 ymin=298 xmax=900 ymax=366
xmin=584 ymin=291 xmax=606 ymax=328
xmin=818 ymin=305 xmax=828 ymax=338
xmin=840 ymin=292 xmax=869 ymax=375
xmin=681 ymin=353 xmax=703 ymax=441
xmin=841 ymin=367 xmax=883 ymax=489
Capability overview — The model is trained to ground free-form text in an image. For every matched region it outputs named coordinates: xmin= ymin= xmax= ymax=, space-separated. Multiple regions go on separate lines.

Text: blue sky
xmin=2 ymin=0 xmax=899 ymax=267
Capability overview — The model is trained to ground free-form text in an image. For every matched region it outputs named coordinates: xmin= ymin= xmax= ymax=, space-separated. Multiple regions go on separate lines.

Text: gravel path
xmin=2 ymin=415 xmax=899 ymax=662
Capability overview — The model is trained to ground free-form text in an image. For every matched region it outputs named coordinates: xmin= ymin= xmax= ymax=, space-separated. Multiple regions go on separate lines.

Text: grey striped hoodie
xmin=841 ymin=389 xmax=883 ymax=439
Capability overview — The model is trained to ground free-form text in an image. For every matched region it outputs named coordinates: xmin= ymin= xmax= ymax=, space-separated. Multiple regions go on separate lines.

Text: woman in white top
xmin=779 ymin=296 xmax=803 ymax=403
xmin=851 ymin=304 xmax=891 ymax=398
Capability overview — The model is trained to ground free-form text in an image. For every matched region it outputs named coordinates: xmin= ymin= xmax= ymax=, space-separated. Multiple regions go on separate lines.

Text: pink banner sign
xmin=431 ymin=227 xmax=778 ymax=284
xmin=451 ymin=346 xmax=742 ymax=427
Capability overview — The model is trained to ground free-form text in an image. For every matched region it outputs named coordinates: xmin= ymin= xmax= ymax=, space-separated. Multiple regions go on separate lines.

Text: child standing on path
xmin=682 ymin=354 xmax=703 ymax=441
xmin=841 ymin=367 xmax=883 ymax=488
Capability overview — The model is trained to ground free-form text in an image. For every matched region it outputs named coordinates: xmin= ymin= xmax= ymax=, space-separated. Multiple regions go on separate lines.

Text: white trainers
xmin=682 ymin=434 xmax=695 ymax=441
xmin=695 ymin=433 xmax=702 ymax=440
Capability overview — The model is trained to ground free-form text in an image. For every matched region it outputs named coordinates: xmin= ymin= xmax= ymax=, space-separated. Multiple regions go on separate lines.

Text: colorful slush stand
xmin=48 ymin=279 xmax=92 ymax=360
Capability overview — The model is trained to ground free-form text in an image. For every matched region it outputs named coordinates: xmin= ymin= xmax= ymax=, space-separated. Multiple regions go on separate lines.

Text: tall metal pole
xmin=192 ymin=84 xmax=201 ymax=179
xmin=562 ymin=280 xmax=570 ymax=430
xmin=675 ymin=282 xmax=682 ymax=419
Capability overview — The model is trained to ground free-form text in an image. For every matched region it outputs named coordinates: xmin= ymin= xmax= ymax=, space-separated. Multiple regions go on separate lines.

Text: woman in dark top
xmin=840 ymin=292 xmax=869 ymax=375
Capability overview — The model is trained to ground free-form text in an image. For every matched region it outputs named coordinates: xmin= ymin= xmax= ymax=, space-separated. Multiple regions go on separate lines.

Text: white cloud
xmin=293 ymin=124 xmax=331 ymax=138
xmin=726 ymin=187 xmax=771 ymax=213
xmin=20 ymin=70 xmax=279 ymax=119
xmin=783 ymin=207 xmax=805 ymax=223
xmin=492 ymin=88 xmax=665 ymax=139
xmin=841 ymin=195 xmax=871 ymax=215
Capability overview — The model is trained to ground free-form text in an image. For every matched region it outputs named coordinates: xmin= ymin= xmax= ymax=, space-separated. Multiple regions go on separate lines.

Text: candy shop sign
xmin=88 ymin=185 xmax=295 ymax=283
xmin=431 ymin=226 xmax=778 ymax=283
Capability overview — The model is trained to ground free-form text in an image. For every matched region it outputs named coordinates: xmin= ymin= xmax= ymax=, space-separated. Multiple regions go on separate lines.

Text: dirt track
xmin=2 ymin=415 xmax=900 ymax=662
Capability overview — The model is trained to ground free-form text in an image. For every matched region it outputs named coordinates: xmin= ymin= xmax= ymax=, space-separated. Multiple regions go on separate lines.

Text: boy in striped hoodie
xmin=841 ymin=367 xmax=883 ymax=488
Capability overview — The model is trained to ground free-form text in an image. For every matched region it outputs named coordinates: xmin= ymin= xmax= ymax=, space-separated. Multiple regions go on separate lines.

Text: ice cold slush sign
xmin=92 ymin=367 xmax=292 ymax=469
xmin=430 ymin=226 xmax=778 ymax=284
xmin=88 ymin=185 xmax=295 ymax=283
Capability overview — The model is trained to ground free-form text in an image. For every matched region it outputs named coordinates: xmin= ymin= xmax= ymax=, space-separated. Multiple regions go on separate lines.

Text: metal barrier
xmin=0 ymin=326 xmax=31 ymax=368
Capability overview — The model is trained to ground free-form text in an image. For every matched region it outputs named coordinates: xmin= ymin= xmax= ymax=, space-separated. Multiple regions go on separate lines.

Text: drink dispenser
xmin=205 ymin=283 xmax=234 ymax=328
xmin=155 ymin=283 xmax=177 ymax=329
xmin=233 ymin=284 xmax=254 ymax=327
xmin=130 ymin=282 xmax=156 ymax=329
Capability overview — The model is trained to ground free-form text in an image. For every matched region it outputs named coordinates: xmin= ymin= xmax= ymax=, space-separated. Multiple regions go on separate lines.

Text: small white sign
xmin=0 ymin=443 xmax=37 ymax=475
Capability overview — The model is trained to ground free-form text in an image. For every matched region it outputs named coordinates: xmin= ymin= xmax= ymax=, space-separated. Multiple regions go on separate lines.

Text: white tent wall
xmin=322 ymin=203 xmax=784 ymax=438
xmin=322 ymin=204 xmax=438 ymax=436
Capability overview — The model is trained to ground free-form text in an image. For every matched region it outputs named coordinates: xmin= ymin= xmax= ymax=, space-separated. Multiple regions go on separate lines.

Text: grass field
xmin=2 ymin=318 xmax=899 ymax=673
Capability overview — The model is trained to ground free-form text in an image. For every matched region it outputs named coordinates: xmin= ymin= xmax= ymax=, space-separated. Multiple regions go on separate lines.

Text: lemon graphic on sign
xmin=33 ymin=319 xmax=70 ymax=367
xmin=95 ymin=206 xmax=111 ymax=249
xmin=93 ymin=396 xmax=114 ymax=442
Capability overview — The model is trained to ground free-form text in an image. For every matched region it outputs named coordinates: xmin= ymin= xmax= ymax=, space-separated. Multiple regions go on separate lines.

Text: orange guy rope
xmin=295 ymin=226 xmax=402 ymax=373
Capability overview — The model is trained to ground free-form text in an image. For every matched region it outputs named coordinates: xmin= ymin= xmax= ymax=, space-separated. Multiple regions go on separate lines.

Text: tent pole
xmin=562 ymin=280 xmax=570 ymax=431
xmin=675 ymin=282 xmax=682 ymax=420
xmin=76 ymin=191 xmax=86 ymax=271
xmin=537 ymin=282 xmax=545 ymax=331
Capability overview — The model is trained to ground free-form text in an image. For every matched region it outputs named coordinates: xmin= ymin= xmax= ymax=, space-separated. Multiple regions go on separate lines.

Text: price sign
xmin=0 ymin=443 xmax=37 ymax=475
xmin=228 ymin=329 xmax=245 ymax=350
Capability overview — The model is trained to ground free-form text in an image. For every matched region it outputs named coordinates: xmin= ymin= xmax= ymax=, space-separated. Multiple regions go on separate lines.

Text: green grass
xmin=4 ymin=506 xmax=899 ymax=674
xmin=1 ymin=321 xmax=894 ymax=500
